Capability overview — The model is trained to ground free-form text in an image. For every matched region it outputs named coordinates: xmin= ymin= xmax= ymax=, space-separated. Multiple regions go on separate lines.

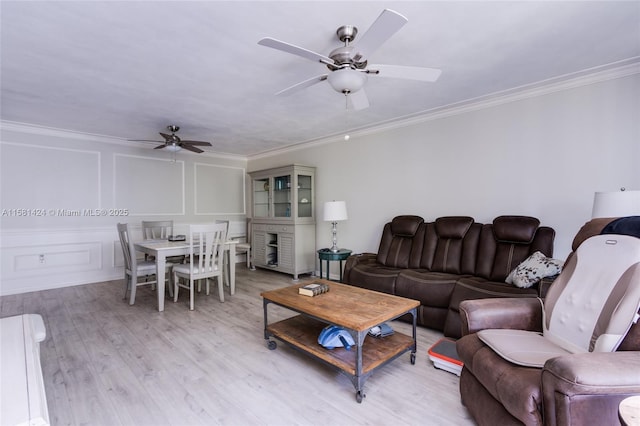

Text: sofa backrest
xmin=418 ymin=216 xmax=482 ymax=274
xmin=376 ymin=215 xmax=425 ymax=268
xmin=473 ymin=216 xmax=555 ymax=282
xmin=374 ymin=215 xmax=554 ymax=278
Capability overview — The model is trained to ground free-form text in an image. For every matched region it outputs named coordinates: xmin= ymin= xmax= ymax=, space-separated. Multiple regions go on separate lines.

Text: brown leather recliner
xmin=343 ymin=215 xmax=555 ymax=337
xmin=456 ymin=218 xmax=640 ymax=425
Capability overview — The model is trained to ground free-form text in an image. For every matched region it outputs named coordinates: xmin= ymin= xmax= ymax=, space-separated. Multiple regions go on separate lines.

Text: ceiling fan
xmin=258 ymin=9 xmax=442 ymax=110
xmin=129 ymin=125 xmax=212 ymax=153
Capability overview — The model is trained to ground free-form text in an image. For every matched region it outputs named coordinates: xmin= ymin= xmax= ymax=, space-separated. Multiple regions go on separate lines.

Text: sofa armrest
xmin=459 ymin=297 xmax=543 ymax=336
xmin=542 ymin=352 xmax=640 ymax=426
xmin=538 ymin=275 xmax=558 ymax=299
xmin=342 ymin=253 xmax=377 ymax=283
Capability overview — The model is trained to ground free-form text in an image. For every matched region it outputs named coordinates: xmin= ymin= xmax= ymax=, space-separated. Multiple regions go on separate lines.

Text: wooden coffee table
xmin=261 ymin=279 xmax=419 ymax=403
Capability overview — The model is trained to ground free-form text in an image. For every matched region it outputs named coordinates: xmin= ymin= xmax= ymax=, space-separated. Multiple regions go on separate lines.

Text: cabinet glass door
xmin=297 ymin=173 xmax=313 ymax=218
xmin=273 ymin=174 xmax=292 ymax=218
xmin=253 ymin=178 xmax=270 ymax=218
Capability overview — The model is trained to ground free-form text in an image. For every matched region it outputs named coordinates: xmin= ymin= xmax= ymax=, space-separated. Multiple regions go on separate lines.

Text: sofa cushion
xmin=345 ymin=263 xmax=402 ymax=294
xmin=444 ymin=277 xmax=539 ymax=337
xmin=434 ymin=216 xmax=474 ymax=239
xmin=493 ymin=215 xmax=540 ymax=244
xmin=505 ymin=251 xmax=563 ymax=288
xmin=478 ymin=328 xmax=571 ymax=368
xmin=452 ymin=277 xmax=539 ymax=305
xmin=475 ymin=218 xmax=554 ymax=282
xmin=419 ymin=218 xmax=481 ymax=274
xmin=377 ymin=217 xmax=425 ymax=268
xmin=395 ymin=270 xmax=461 ymax=308
xmin=390 ymin=215 xmax=424 ymax=237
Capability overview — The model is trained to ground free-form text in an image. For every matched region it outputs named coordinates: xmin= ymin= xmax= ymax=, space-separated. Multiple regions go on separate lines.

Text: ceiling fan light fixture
xmin=327 ymin=68 xmax=367 ymax=94
xmin=164 ymin=143 xmax=182 ymax=152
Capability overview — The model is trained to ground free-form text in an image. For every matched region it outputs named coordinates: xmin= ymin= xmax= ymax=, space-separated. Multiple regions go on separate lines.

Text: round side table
xmin=619 ymin=395 xmax=640 ymax=426
xmin=317 ymin=248 xmax=352 ymax=282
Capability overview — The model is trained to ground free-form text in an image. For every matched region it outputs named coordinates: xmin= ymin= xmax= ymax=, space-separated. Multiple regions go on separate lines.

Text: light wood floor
xmin=1 ymin=266 xmax=474 ymax=426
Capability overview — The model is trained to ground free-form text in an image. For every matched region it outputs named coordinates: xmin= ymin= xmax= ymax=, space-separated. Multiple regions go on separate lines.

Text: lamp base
xmin=330 ymin=221 xmax=340 ymax=253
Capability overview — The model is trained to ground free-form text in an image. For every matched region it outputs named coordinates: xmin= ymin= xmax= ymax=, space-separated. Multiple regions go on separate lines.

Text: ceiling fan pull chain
xmin=344 ymin=94 xmax=351 ymax=141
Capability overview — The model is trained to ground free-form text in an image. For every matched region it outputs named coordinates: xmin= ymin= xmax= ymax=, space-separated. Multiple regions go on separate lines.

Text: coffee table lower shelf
xmin=265 ymin=315 xmax=415 ymax=401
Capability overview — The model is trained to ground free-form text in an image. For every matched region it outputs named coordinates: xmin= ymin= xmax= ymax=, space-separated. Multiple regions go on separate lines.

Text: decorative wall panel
xmin=114 ymin=154 xmax=184 ymax=215
xmin=194 ymin=163 xmax=245 ymax=215
xmin=0 ymin=143 xmax=100 ymax=211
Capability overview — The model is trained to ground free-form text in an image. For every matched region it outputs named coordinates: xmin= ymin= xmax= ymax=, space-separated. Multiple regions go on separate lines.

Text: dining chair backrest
xmin=188 ymin=222 xmax=228 ymax=274
xmin=142 ymin=220 xmax=173 ymax=240
xmin=117 ymin=223 xmax=136 ymax=273
xmin=245 ymin=217 xmax=252 ymax=244
xmin=215 ymin=220 xmax=229 ymax=235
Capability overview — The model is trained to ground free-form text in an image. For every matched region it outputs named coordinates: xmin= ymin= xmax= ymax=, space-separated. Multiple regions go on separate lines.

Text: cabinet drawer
xmin=265 ymin=224 xmax=291 ymax=233
xmin=253 ymin=223 xmax=291 ymax=232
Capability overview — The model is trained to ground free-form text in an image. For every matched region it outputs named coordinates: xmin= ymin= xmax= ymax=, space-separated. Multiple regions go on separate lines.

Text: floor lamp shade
xmin=592 ymin=190 xmax=640 ymax=218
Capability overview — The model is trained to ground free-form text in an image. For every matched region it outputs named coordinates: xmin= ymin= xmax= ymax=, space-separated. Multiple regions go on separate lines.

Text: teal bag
xmin=318 ymin=325 xmax=355 ymax=350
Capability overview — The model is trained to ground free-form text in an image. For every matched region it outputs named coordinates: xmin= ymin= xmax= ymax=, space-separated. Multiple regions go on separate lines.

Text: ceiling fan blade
xmin=258 ymin=37 xmax=334 ymax=65
xmin=367 ymin=64 xmax=442 ymax=82
xmin=347 ymin=88 xmax=370 ymax=111
xmin=276 ymin=74 xmax=328 ymax=96
xmin=351 ymin=9 xmax=408 ymax=62
xmin=154 ymin=144 xmax=167 ymax=150
xmin=181 ymin=144 xmax=204 ymax=154
xmin=159 ymin=132 xmax=178 ymax=142
xmin=128 ymin=139 xmax=163 ymax=143
xmin=180 ymin=140 xmax=212 ymax=146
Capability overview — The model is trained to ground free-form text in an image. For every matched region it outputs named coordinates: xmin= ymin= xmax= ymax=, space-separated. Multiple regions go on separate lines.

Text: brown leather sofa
xmin=456 ymin=217 xmax=640 ymax=425
xmin=342 ymin=215 xmax=555 ymax=338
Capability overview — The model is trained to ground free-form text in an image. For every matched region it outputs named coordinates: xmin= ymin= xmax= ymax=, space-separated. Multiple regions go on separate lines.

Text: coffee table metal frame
xmin=261 ymin=281 xmax=418 ymax=403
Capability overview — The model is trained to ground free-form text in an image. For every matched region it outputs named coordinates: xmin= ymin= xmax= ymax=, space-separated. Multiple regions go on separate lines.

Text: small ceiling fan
xmin=129 ymin=125 xmax=212 ymax=153
xmin=258 ymin=9 xmax=442 ymax=110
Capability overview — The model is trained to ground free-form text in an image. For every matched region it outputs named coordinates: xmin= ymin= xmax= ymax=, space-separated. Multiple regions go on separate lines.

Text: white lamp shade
xmin=164 ymin=143 xmax=182 ymax=152
xmin=324 ymin=201 xmax=348 ymax=222
xmin=592 ymin=190 xmax=640 ymax=218
xmin=327 ymin=69 xmax=367 ymax=94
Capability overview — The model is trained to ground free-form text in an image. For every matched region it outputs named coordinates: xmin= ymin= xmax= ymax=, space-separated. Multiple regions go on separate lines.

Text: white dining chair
xmin=215 ymin=220 xmax=232 ymax=286
xmin=235 ymin=218 xmax=255 ymax=270
xmin=173 ymin=222 xmax=227 ymax=310
xmin=117 ymin=223 xmax=173 ymax=305
xmin=142 ymin=220 xmax=185 ymax=264
xmin=141 ymin=220 xmax=173 ymax=239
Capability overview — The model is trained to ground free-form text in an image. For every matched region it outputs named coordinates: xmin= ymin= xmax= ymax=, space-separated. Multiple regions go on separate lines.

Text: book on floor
xmin=298 ymin=282 xmax=330 ymax=296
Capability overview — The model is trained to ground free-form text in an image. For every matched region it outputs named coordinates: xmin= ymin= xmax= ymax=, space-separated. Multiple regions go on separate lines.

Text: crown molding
xmin=0 ymin=121 xmax=247 ymax=162
xmin=249 ymin=59 xmax=640 ymax=160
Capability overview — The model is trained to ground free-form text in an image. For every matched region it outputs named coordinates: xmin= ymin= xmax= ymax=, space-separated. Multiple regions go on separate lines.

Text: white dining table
xmin=134 ymin=239 xmax=238 ymax=312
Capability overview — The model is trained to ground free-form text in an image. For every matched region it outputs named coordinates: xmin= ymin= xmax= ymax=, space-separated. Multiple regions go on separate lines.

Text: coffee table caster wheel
xmin=411 ymin=352 xmax=416 ymax=364
xmin=356 ymin=391 xmax=365 ymax=403
xmin=267 ymin=340 xmax=277 ymax=350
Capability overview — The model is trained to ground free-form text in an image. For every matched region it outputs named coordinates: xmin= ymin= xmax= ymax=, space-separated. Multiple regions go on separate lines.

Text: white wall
xmin=248 ymin=72 xmax=640 ymax=260
xmin=2 ymin=70 xmax=638 ymax=294
xmin=0 ymin=124 xmax=248 ymax=295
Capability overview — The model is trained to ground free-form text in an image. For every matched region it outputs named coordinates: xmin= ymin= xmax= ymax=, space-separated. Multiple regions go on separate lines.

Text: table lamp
xmin=324 ymin=201 xmax=348 ymax=252
xmin=592 ymin=188 xmax=640 ymax=218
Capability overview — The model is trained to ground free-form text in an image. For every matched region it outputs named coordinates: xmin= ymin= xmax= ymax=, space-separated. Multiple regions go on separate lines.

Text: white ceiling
xmin=2 ymin=1 xmax=639 ymax=157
